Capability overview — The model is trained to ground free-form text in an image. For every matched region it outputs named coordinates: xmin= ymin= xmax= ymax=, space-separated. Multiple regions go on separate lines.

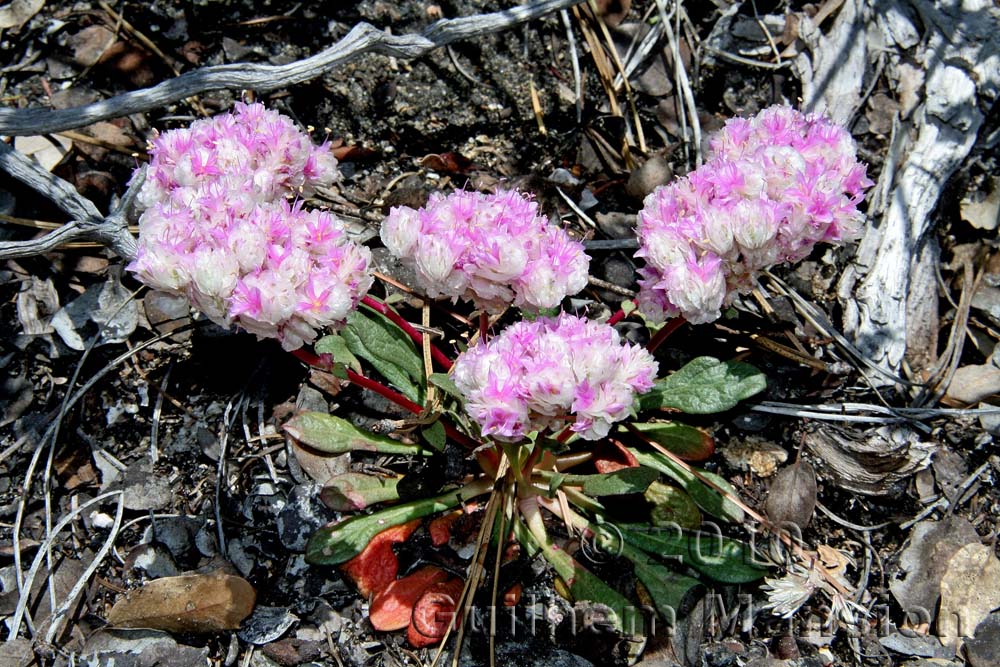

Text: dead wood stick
xmin=0 ymin=0 xmax=584 ymax=136
xmin=0 ymin=144 xmax=142 ymax=260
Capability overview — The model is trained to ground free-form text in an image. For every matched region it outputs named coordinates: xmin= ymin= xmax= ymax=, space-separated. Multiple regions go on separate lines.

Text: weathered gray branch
xmin=828 ymin=0 xmax=1000 ymax=383
xmin=0 ymin=0 xmax=584 ymax=136
xmin=0 ymin=143 xmax=142 ymax=260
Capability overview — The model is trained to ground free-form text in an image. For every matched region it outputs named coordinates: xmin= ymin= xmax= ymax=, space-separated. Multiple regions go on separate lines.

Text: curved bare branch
xmin=0 ymin=0 xmax=584 ymax=136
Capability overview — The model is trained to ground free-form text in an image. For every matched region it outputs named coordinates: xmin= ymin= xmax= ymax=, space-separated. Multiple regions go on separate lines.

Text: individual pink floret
xmin=636 ymin=105 xmax=873 ymax=325
xmin=128 ymin=103 xmax=372 ymax=350
xmin=380 ymin=189 xmax=590 ymax=313
xmin=451 ymin=313 xmax=658 ymax=441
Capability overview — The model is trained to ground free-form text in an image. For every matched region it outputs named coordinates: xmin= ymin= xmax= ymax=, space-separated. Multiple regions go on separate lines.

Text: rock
xmin=261 ymin=639 xmax=324 ymax=666
xmin=890 ymin=516 xmax=979 ymax=622
xmin=143 ymin=291 xmax=192 ymax=340
xmin=938 ymin=543 xmax=1000 ymax=644
xmin=238 ymin=606 xmax=299 ymax=645
xmin=626 ymin=155 xmax=673 ymax=200
xmin=82 ymin=629 xmax=208 ymax=667
xmin=879 ymin=629 xmax=954 ymax=658
xmin=118 ymin=460 xmax=172 ymax=511
xmin=595 ymin=211 xmax=635 ymax=240
xmin=944 ymin=364 xmax=1000 ymax=405
xmin=967 ymin=611 xmax=1000 ymax=667
xmin=146 ymin=516 xmax=201 ymax=563
xmin=127 ymin=544 xmax=180 ymax=579
xmin=276 ymin=484 xmax=338 ymax=552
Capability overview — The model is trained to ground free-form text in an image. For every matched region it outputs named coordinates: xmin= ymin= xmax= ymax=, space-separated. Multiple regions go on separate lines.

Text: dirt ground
xmin=1 ymin=1 xmax=1000 ymax=666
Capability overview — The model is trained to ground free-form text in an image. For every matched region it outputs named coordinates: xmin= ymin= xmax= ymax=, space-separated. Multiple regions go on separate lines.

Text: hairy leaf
xmin=428 ymin=373 xmax=463 ymax=401
xmin=638 ymin=357 xmax=766 ymax=414
xmin=619 ymin=525 xmax=769 ymax=584
xmin=629 ymin=421 xmax=715 ymax=461
xmin=343 ymin=308 xmax=425 ymax=403
xmin=284 ymin=412 xmax=429 ymax=456
xmin=556 ymin=466 xmax=659 ymax=497
xmin=320 ymin=473 xmax=401 ymax=511
xmin=307 ymin=481 xmax=490 ymax=565
xmin=632 ymin=449 xmax=744 ymax=523
xmin=315 ymin=333 xmax=362 ymax=377
xmin=421 ymin=420 xmax=447 ymax=452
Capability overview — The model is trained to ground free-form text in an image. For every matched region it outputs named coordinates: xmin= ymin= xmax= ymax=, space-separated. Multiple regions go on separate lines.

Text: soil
xmin=1 ymin=1 xmax=999 ymax=667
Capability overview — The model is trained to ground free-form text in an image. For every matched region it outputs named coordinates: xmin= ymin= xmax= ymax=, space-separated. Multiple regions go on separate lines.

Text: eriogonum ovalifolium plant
xmin=129 ymin=103 xmax=373 ymax=350
xmin=380 ymin=189 xmax=589 ymax=312
xmin=636 ymin=105 xmax=873 ymax=324
xmin=451 ymin=313 xmax=658 ymax=441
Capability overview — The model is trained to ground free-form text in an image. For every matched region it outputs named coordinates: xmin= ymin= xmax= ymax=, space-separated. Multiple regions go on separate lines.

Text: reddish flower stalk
xmin=289 ymin=348 xmax=477 ymax=449
xmin=646 ymin=316 xmax=686 ymax=353
xmin=479 ymin=312 xmax=489 ymax=341
xmin=361 ymin=295 xmax=453 ymax=370
xmin=607 ymin=308 xmax=628 ymax=326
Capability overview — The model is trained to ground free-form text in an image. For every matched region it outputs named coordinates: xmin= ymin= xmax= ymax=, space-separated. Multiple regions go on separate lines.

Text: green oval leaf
xmin=644 ymin=481 xmax=702 ymax=530
xmin=637 ymin=357 xmax=766 ymax=414
xmin=342 ymin=308 xmax=425 ymax=403
xmin=632 ymin=449 xmax=744 ymax=523
xmin=320 ymin=473 xmax=401 ymax=511
xmin=619 ymin=525 xmax=769 ymax=584
xmin=315 ymin=333 xmax=362 ymax=376
xmin=554 ymin=466 xmax=659 ymax=497
xmin=284 ymin=412 xmax=429 ymax=456
xmin=629 ymin=421 xmax=715 ymax=461
xmin=307 ymin=481 xmax=491 ymax=565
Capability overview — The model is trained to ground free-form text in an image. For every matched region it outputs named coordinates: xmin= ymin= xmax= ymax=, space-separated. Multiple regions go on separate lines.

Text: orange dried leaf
xmin=407 ymin=578 xmax=465 ymax=648
xmin=428 ymin=511 xmax=461 ymax=547
xmin=369 ymin=566 xmax=449 ymax=631
xmin=593 ymin=440 xmax=639 ymax=473
xmin=339 ymin=519 xmax=420 ymax=598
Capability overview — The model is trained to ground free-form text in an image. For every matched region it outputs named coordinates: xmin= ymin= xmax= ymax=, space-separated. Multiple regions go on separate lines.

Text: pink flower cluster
xmin=380 ymin=189 xmax=589 ymax=313
xmin=452 ymin=313 xmax=658 ymax=441
xmin=128 ymin=103 xmax=373 ymax=350
xmin=636 ymin=105 xmax=873 ymax=324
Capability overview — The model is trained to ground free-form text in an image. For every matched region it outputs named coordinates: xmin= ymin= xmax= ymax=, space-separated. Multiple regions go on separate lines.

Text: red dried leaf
xmin=407 ymin=578 xmax=465 ymax=648
xmin=503 ymin=583 xmax=522 ymax=607
xmin=429 ymin=511 xmax=461 ymax=547
xmin=420 ymin=152 xmax=475 ymax=175
xmin=339 ymin=519 xmax=420 ymax=598
xmin=593 ymin=440 xmax=639 ymax=473
xmin=332 ymin=144 xmax=378 ymax=162
xmin=370 ymin=566 xmax=449 ymax=631
xmin=476 ymin=448 xmax=500 ymax=477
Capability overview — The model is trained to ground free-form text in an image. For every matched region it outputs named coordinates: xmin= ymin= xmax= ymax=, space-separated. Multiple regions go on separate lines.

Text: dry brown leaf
xmin=0 ymin=0 xmax=44 ymax=30
xmin=13 ymin=135 xmax=72 ymax=172
xmin=107 ymin=572 xmax=255 ymax=633
xmin=764 ymin=460 xmax=817 ymax=529
xmin=938 ymin=543 xmax=1000 ymax=645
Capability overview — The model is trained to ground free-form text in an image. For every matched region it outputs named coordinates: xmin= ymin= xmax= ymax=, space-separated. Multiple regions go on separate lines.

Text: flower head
xmin=380 ymin=189 xmax=589 ymax=313
xmin=128 ymin=103 xmax=372 ymax=350
xmin=452 ymin=313 xmax=658 ymax=441
xmin=636 ymin=105 xmax=873 ymax=324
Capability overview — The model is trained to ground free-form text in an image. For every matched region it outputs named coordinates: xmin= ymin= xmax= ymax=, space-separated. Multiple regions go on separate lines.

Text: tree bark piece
xmin=832 ymin=0 xmax=1000 ymax=382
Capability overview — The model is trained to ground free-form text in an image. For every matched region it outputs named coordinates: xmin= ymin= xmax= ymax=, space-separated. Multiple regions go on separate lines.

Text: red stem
xmin=290 ymin=348 xmax=477 ymax=449
xmin=361 ymin=295 xmax=453 ymax=371
xmin=479 ymin=312 xmax=489 ymax=341
xmin=646 ymin=316 xmax=686 ymax=353
xmin=607 ymin=308 xmax=628 ymax=326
